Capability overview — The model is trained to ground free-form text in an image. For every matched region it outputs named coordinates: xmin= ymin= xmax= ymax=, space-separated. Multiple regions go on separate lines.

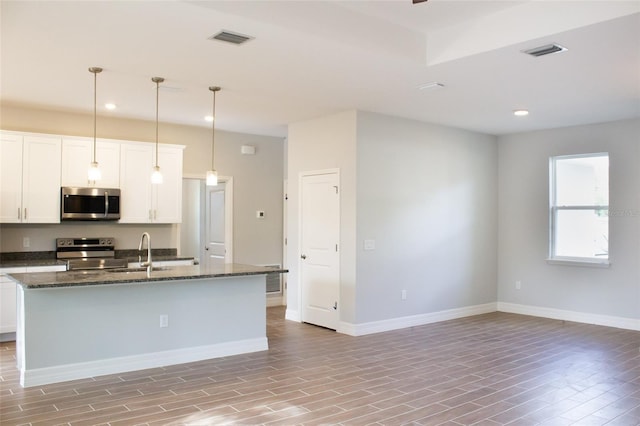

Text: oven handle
xmin=104 ymin=191 xmax=109 ymax=218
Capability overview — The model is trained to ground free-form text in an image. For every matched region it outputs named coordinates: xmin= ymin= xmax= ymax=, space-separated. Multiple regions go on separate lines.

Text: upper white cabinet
xmin=61 ymin=137 xmax=120 ymax=188
xmin=119 ymin=142 xmax=183 ymax=223
xmin=0 ymin=132 xmax=61 ymax=223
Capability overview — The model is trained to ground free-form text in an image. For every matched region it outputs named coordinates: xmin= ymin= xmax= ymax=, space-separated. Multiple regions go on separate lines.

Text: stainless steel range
xmin=56 ymin=237 xmax=129 ymax=270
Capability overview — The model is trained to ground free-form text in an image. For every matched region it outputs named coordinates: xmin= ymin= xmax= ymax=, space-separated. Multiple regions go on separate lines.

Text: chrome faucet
xmin=138 ymin=232 xmax=152 ymax=276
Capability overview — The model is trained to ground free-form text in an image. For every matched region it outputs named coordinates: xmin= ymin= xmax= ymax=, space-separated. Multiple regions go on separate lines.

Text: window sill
xmin=546 ymin=258 xmax=611 ymax=268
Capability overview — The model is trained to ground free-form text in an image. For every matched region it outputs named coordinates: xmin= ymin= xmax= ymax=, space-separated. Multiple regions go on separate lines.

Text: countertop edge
xmin=6 ymin=264 xmax=288 ymax=289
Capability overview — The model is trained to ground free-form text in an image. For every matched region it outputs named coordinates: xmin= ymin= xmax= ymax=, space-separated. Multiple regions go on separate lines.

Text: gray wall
xmin=0 ymin=103 xmax=284 ymax=266
xmin=287 ymin=110 xmax=498 ymax=326
xmin=355 ymin=112 xmax=498 ymax=323
xmin=497 ymin=118 xmax=640 ymax=320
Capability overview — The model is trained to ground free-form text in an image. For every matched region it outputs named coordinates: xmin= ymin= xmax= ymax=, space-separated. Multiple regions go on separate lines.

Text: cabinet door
xmin=119 ymin=143 xmax=153 ymax=223
xmin=0 ymin=133 xmax=23 ymax=223
xmin=96 ymin=140 xmax=120 ymax=188
xmin=22 ymin=135 xmax=62 ymax=223
xmin=0 ymin=267 xmax=26 ymax=335
xmin=152 ymin=146 xmax=183 ymax=223
xmin=62 ymin=138 xmax=121 ymax=188
xmin=61 ymin=137 xmax=92 ymax=187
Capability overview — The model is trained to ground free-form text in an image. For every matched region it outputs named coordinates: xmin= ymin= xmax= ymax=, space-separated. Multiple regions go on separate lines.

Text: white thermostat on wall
xmin=256 ymin=210 xmax=265 ymax=219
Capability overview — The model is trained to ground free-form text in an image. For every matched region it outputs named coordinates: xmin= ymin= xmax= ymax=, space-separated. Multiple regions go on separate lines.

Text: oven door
xmin=61 ymin=187 xmax=120 ymax=220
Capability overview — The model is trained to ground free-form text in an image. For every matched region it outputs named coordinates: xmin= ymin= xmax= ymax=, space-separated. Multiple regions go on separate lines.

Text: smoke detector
xmin=522 ymin=43 xmax=567 ymax=57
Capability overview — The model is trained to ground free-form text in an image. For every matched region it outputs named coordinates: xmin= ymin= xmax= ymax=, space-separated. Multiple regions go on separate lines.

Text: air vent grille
xmin=263 ymin=265 xmax=282 ymax=293
xmin=209 ymin=31 xmax=253 ymax=45
xmin=523 ymin=43 xmax=567 ymax=57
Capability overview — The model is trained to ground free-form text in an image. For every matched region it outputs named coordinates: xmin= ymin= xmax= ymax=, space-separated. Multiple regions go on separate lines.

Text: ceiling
xmin=1 ymin=0 xmax=639 ymax=138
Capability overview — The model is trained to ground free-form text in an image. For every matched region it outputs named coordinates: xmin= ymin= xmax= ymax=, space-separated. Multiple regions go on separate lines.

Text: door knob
xmin=301 ymin=254 xmax=307 ymax=259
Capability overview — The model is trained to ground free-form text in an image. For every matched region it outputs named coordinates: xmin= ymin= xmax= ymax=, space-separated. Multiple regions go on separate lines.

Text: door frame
xmin=181 ymin=174 xmax=233 ymax=264
xmin=298 ymin=168 xmax=340 ymax=326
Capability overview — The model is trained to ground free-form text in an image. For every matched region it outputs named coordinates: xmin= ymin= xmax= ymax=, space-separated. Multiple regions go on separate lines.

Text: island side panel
xmin=18 ymin=275 xmax=267 ymax=386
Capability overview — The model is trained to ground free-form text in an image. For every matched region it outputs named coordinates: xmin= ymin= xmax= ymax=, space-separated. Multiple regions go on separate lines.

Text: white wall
xmin=355 ymin=112 xmax=498 ymax=323
xmin=0 ymin=103 xmax=284 ymax=266
xmin=497 ymin=118 xmax=640 ymax=322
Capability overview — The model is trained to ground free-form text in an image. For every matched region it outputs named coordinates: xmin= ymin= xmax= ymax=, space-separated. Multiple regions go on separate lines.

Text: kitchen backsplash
xmin=0 ymin=223 xmax=177 ymax=252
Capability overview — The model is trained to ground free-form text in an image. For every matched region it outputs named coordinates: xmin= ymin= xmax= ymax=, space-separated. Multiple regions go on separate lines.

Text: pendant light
xmin=206 ymin=86 xmax=221 ymax=186
xmin=88 ymin=67 xmax=103 ymax=181
xmin=151 ymin=76 xmax=164 ymax=184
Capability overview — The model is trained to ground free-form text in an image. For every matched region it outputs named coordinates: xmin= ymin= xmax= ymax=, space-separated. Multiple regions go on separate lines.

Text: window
xmin=549 ymin=153 xmax=609 ymax=264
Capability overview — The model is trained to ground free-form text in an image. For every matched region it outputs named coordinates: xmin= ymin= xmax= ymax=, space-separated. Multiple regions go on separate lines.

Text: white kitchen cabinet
xmin=0 ymin=264 xmax=66 ymax=339
xmin=0 ymin=267 xmax=24 ymax=337
xmin=153 ymin=146 xmax=183 ymax=223
xmin=61 ymin=137 xmax=120 ymax=188
xmin=0 ymin=132 xmax=62 ymax=223
xmin=119 ymin=142 xmax=183 ymax=223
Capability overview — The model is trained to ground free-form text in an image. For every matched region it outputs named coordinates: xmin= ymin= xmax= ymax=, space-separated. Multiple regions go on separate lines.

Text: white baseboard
xmin=337 ymin=303 xmax=498 ymax=336
xmin=20 ymin=337 xmax=268 ymax=388
xmin=266 ymin=294 xmax=284 ymax=307
xmin=497 ymin=302 xmax=640 ymax=331
xmin=285 ymin=308 xmax=301 ymax=322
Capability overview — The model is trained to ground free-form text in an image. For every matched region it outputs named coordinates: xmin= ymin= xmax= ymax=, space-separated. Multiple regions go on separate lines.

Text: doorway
xmin=299 ymin=170 xmax=340 ymax=330
xmin=180 ymin=177 xmax=233 ymax=265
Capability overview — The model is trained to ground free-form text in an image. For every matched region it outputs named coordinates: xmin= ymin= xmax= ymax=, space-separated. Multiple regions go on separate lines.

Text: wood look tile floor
xmin=1 ymin=307 xmax=639 ymax=425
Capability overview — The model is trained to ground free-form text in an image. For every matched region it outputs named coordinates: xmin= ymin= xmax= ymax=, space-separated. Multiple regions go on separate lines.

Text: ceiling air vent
xmin=209 ymin=30 xmax=253 ymax=45
xmin=523 ymin=43 xmax=567 ymax=57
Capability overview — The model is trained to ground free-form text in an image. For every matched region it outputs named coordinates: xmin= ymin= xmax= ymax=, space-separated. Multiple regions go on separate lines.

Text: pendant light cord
xmin=89 ymin=67 xmax=102 ymax=164
xmin=211 ymin=89 xmax=216 ymax=169
xmin=155 ymin=79 xmax=159 ymax=168
xmin=93 ymin=70 xmax=97 ymax=163
xmin=209 ymin=86 xmax=221 ymax=170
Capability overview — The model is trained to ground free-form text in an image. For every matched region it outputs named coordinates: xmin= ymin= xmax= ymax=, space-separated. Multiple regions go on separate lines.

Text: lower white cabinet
xmin=0 ymin=264 xmax=66 ymax=339
xmin=0 ymin=267 xmax=24 ymax=336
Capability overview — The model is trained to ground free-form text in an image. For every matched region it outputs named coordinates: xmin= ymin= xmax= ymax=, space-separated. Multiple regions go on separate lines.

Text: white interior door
xmin=205 ymin=182 xmax=227 ymax=266
xmin=300 ymin=171 xmax=340 ymax=330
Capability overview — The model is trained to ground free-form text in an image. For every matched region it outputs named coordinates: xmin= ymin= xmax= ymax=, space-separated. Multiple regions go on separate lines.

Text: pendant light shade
xmin=206 ymin=86 xmax=221 ymax=186
xmin=88 ymin=67 xmax=103 ymax=182
xmin=151 ymin=76 xmax=164 ymax=184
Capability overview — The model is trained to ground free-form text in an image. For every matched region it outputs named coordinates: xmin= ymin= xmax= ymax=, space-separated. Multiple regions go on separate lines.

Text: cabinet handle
xmin=154 ymin=210 xmax=157 ymax=220
xmin=24 ymin=208 xmax=27 ymax=220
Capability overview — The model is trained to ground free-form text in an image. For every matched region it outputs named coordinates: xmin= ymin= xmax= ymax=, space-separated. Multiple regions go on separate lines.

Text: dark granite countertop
xmin=0 ymin=259 xmax=68 ymax=269
xmin=7 ymin=263 xmax=287 ymax=289
xmin=0 ymin=251 xmax=194 ymax=269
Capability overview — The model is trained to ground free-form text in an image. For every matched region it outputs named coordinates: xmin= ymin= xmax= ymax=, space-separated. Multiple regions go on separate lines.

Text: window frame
xmin=548 ymin=152 xmax=610 ymax=267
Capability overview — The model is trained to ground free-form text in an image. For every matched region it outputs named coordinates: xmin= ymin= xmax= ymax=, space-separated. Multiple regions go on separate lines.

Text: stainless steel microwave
xmin=60 ymin=187 xmax=121 ymax=221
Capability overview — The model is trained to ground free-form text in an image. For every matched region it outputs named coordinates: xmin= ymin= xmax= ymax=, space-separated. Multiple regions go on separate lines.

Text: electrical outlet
xmin=515 ymin=280 xmax=522 ymax=290
xmin=159 ymin=314 xmax=169 ymax=328
xmin=401 ymin=289 xmax=407 ymax=300
xmin=23 ymin=237 xmax=30 ymax=248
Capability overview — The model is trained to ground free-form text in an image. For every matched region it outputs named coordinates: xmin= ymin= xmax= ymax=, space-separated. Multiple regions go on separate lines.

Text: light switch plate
xmin=363 ymin=239 xmax=375 ymax=250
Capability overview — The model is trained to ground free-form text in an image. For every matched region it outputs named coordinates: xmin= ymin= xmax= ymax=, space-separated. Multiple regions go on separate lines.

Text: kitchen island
xmin=8 ymin=264 xmax=286 ymax=388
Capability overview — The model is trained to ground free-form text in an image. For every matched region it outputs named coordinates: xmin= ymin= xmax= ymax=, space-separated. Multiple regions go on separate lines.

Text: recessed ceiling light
xmin=205 ymin=115 xmax=213 ymax=122
xmin=417 ymin=82 xmax=444 ymax=91
xmin=104 ymin=103 xmax=116 ymax=110
xmin=513 ymin=109 xmax=529 ymax=117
